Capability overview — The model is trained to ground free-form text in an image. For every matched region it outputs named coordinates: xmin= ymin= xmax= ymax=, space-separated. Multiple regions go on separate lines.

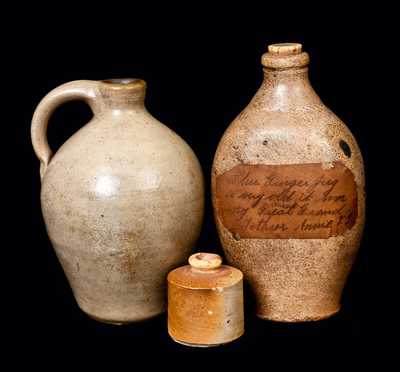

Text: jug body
xmin=32 ymin=79 xmax=204 ymax=324
xmin=212 ymin=44 xmax=365 ymax=322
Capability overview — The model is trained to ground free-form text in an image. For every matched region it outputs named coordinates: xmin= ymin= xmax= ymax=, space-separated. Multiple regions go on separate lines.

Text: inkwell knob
xmin=188 ymin=253 xmax=222 ymax=270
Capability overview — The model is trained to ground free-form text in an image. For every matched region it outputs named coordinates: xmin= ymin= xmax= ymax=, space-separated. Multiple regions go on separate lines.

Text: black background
xmin=7 ymin=4 xmax=393 ymax=366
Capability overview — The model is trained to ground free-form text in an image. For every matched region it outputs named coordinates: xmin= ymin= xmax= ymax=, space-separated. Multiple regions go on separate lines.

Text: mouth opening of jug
xmin=101 ymin=78 xmax=146 ymax=90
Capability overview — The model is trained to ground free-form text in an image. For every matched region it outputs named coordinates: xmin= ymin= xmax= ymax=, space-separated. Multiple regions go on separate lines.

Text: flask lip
xmin=268 ymin=43 xmax=303 ymax=55
xmin=262 ymin=43 xmax=309 ymax=69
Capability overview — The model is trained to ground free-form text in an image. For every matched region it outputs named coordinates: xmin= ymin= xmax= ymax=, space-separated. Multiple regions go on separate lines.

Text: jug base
xmin=84 ymin=309 xmax=164 ymax=325
xmin=86 ymin=313 xmax=128 ymax=325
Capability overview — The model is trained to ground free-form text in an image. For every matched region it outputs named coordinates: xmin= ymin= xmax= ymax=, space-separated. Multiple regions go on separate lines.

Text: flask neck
xmin=259 ymin=43 xmax=321 ymax=110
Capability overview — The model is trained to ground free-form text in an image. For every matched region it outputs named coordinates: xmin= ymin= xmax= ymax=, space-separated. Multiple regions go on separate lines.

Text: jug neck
xmin=259 ymin=43 xmax=321 ymax=110
xmin=97 ymin=78 xmax=146 ymax=112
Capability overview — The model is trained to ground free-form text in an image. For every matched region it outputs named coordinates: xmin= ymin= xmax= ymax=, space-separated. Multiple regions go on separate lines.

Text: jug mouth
xmin=100 ymin=78 xmax=146 ymax=90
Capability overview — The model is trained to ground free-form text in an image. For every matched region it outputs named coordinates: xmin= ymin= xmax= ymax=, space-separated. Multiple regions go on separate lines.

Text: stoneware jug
xmin=31 ymin=78 xmax=204 ymax=324
xmin=212 ymin=43 xmax=365 ymax=322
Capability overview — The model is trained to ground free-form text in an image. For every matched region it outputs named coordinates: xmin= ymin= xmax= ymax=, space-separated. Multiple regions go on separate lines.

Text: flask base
xmin=257 ymin=307 xmax=340 ymax=323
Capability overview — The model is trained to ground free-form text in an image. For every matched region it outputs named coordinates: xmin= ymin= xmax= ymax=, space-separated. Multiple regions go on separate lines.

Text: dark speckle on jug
xmin=233 ymin=233 xmax=241 ymax=241
xmin=339 ymin=139 xmax=352 ymax=158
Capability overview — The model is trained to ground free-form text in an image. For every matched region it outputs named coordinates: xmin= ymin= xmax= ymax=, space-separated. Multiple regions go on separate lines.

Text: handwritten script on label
xmin=215 ymin=162 xmax=358 ymax=239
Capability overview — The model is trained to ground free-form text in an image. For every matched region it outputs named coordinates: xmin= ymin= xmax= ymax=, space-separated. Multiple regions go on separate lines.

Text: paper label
xmin=215 ymin=162 xmax=358 ymax=239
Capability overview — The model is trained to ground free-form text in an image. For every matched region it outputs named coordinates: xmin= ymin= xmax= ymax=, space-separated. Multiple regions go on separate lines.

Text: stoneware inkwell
xmin=167 ymin=252 xmax=244 ymax=347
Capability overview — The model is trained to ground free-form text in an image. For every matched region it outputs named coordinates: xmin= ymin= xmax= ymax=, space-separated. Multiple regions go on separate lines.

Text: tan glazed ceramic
xmin=167 ymin=252 xmax=244 ymax=346
xmin=211 ymin=43 xmax=365 ymax=322
xmin=31 ymin=78 xmax=204 ymax=324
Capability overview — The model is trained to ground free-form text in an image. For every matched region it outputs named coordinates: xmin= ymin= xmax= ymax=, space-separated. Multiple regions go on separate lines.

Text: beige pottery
xmin=31 ymin=78 xmax=204 ymax=324
xmin=212 ymin=44 xmax=365 ymax=322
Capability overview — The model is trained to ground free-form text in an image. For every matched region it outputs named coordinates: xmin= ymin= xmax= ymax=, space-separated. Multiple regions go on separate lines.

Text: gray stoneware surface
xmin=31 ymin=78 xmax=204 ymax=324
xmin=212 ymin=44 xmax=365 ymax=322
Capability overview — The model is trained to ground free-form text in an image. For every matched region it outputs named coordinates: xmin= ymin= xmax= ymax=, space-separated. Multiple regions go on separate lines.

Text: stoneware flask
xmin=212 ymin=43 xmax=365 ymax=322
xmin=31 ymin=78 xmax=204 ymax=324
xmin=167 ymin=252 xmax=244 ymax=347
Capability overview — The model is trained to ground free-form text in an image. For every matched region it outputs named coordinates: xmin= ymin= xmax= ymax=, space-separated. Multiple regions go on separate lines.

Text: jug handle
xmin=31 ymin=80 xmax=100 ymax=180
